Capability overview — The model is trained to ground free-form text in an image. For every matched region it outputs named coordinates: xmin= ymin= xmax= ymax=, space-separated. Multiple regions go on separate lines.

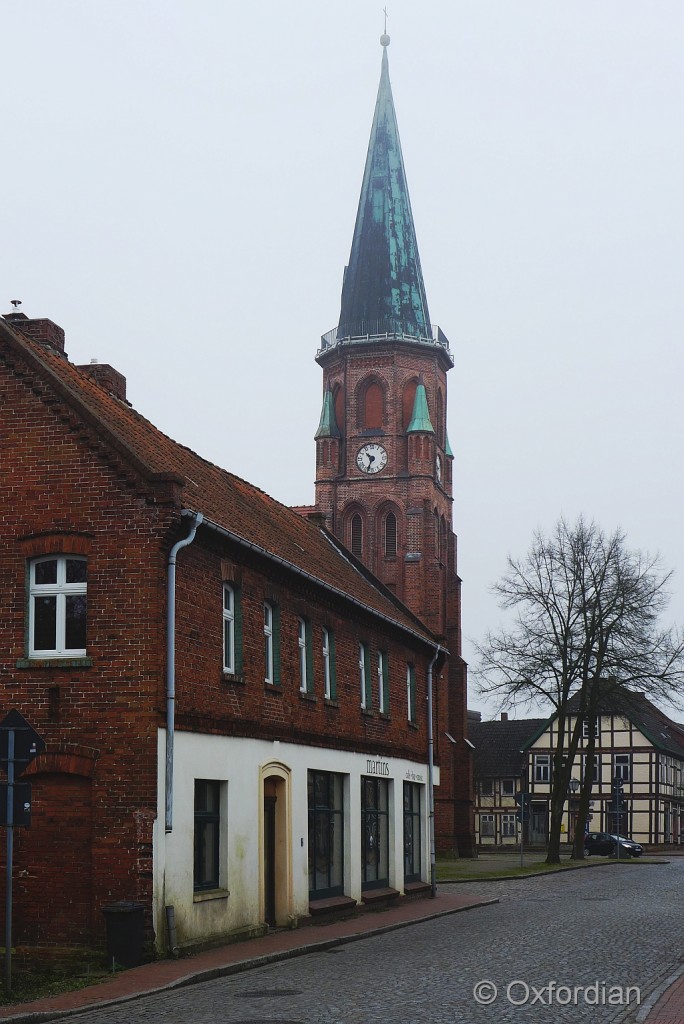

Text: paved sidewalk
xmin=638 ymin=967 xmax=684 ymax=1024
xmin=0 ymin=889 xmax=497 ymax=1023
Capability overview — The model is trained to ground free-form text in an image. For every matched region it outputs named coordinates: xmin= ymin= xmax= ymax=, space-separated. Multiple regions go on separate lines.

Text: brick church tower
xmin=314 ymin=35 xmax=474 ymax=854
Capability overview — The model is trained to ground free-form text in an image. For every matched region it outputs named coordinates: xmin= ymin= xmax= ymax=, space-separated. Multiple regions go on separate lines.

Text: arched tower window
xmin=384 ymin=512 xmax=397 ymax=558
xmin=436 ymin=387 xmax=445 ymax=447
xmin=351 ymin=514 xmax=363 ymax=558
xmin=357 ymin=379 xmax=384 ymax=431
xmin=433 ymin=508 xmax=440 ymax=557
xmin=333 ymin=385 xmax=345 ymax=433
xmin=402 ymin=378 xmax=418 ymax=430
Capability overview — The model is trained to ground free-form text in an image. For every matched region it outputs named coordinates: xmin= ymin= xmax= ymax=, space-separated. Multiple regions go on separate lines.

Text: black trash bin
xmin=102 ymin=901 xmax=146 ymax=968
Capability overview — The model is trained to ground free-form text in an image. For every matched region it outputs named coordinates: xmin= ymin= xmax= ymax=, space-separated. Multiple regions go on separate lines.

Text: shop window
xmin=29 ymin=555 xmax=87 ymax=658
xmin=403 ymin=782 xmax=422 ymax=882
xmin=308 ymin=770 xmax=344 ymax=899
xmin=361 ymin=777 xmax=389 ymax=889
xmin=194 ymin=780 xmax=222 ymax=891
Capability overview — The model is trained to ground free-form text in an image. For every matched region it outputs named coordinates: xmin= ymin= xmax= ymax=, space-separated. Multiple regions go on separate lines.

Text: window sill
xmin=16 ymin=657 xmax=93 ymax=670
xmin=222 ymin=672 xmax=246 ymax=684
xmin=324 ymin=698 xmax=339 ymax=708
xmin=408 ymin=720 xmax=419 ymax=730
xmin=299 ymin=691 xmax=317 ymax=703
xmin=378 ymin=712 xmax=391 ymax=721
xmin=264 ymin=683 xmax=282 ymax=695
xmin=193 ymin=888 xmax=230 ymax=903
xmin=361 ymin=708 xmax=375 ymax=718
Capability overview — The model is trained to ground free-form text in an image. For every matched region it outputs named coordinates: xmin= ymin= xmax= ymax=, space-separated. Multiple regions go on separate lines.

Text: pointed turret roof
xmin=314 ymin=386 xmax=341 ymax=439
xmin=337 ymin=36 xmax=431 ymax=342
xmin=406 ymin=377 xmax=434 ymax=433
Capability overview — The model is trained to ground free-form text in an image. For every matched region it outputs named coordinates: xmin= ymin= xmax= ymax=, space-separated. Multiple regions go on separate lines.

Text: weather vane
xmin=383 ymin=7 xmax=388 ymax=34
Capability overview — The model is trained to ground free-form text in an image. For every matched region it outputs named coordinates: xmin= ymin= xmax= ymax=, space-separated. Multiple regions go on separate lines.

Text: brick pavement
xmin=0 ymin=889 xmax=496 ymax=1024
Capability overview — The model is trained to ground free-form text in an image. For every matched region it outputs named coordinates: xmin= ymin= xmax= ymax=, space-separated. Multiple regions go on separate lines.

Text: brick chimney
xmin=77 ymin=360 xmax=127 ymax=402
xmin=3 ymin=311 xmax=66 ymax=355
xmin=501 ymin=712 xmax=508 ymax=722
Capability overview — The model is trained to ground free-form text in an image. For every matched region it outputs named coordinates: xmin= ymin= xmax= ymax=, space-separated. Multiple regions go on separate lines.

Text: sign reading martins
xmin=366 ymin=757 xmax=390 ymax=777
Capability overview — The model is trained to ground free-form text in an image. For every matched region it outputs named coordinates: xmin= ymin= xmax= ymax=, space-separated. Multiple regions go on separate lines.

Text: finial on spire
xmin=381 ymin=6 xmax=389 ymax=47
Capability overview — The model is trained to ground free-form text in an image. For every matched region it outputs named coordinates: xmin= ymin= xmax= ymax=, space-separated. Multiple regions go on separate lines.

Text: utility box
xmin=102 ymin=901 xmax=146 ymax=968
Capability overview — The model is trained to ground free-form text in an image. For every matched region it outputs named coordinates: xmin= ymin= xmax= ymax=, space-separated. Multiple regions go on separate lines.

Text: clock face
xmin=356 ymin=443 xmax=388 ymax=475
xmin=436 ymin=454 xmax=442 ymax=483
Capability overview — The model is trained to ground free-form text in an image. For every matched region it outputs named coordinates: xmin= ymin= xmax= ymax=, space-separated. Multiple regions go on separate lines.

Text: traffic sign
xmin=0 ymin=783 xmax=31 ymax=828
xmin=0 ymin=711 xmax=45 ymax=775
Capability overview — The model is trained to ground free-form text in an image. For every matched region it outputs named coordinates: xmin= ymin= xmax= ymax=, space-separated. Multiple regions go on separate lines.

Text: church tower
xmin=314 ymin=34 xmax=474 ymax=854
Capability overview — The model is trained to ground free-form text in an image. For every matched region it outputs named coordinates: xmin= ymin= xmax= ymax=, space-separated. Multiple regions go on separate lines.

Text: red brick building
xmin=1 ymin=307 xmax=448 ymax=956
xmin=312 ymin=36 xmax=473 ymax=854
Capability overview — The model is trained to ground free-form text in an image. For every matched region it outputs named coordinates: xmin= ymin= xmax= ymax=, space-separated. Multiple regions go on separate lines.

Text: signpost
xmin=0 ymin=710 xmax=45 ymax=996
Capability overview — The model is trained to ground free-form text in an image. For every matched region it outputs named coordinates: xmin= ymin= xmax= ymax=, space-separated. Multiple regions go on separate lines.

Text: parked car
xmin=584 ymin=832 xmax=643 ymax=858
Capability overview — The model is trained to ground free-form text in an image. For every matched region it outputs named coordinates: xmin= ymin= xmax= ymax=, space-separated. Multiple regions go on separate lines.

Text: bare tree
xmin=476 ymin=517 xmax=684 ymax=864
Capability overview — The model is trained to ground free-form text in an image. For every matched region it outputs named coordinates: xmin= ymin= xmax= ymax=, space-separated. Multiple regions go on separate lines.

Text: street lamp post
xmin=568 ymin=778 xmax=581 ymax=854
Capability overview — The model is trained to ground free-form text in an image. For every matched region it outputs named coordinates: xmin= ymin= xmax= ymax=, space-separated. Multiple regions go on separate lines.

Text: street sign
xmin=0 ymin=783 xmax=31 ymax=828
xmin=0 ymin=710 xmax=45 ymax=775
xmin=515 ymin=791 xmax=531 ymax=823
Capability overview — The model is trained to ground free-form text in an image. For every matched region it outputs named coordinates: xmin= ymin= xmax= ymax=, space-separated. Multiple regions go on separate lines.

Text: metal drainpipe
xmin=427 ymin=645 xmax=441 ymax=898
xmin=166 ymin=511 xmax=203 ymax=832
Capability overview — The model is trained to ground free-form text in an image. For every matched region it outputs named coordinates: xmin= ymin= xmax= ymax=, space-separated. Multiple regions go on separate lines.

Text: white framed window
xmin=582 ymin=719 xmax=600 ymax=739
xmin=322 ymin=627 xmax=337 ymax=700
xmin=481 ymin=779 xmax=493 ymax=797
xmin=502 ymin=779 xmax=515 ymax=797
xmin=534 ymin=754 xmax=551 ymax=783
xmin=264 ymin=602 xmax=274 ymax=684
xmin=480 ymin=814 xmax=495 ymax=837
xmin=407 ymin=663 xmax=416 ymax=723
xmin=29 ymin=555 xmax=87 ymax=658
xmin=298 ymin=618 xmax=308 ymax=692
xmin=378 ymin=650 xmax=389 ymax=714
xmin=501 ymin=813 xmax=517 ymax=837
xmin=614 ymin=754 xmax=630 ymax=782
xmin=223 ymin=584 xmax=235 ymax=673
xmin=360 ymin=643 xmax=370 ymax=709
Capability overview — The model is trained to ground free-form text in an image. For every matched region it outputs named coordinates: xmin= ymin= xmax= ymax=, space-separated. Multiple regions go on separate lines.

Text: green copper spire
xmin=406 ymin=378 xmax=434 ymax=433
xmin=338 ymin=35 xmax=431 ymax=341
xmin=315 ymin=387 xmax=341 ymax=439
xmin=445 ymin=431 xmax=453 ymax=457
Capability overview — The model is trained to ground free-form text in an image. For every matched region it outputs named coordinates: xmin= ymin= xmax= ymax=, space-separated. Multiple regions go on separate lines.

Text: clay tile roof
xmin=1 ymin=319 xmax=436 ymax=646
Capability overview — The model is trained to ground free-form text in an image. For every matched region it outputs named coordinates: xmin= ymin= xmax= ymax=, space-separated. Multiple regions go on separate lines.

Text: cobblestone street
xmin=67 ymin=861 xmax=683 ymax=1024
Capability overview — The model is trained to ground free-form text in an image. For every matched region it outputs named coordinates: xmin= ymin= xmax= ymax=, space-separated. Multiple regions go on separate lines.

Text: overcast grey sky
xmin=3 ymin=2 xmax=684 ymax=719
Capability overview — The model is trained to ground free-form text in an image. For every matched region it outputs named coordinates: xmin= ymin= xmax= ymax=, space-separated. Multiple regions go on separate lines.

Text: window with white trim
xmin=502 ymin=779 xmax=515 ymax=797
xmin=298 ymin=617 xmax=313 ymax=694
xmin=614 ymin=754 xmax=631 ymax=782
xmin=29 ymin=555 xmax=87 ymax=658
xmin=407 ymin=663 xmax=416 ymax=723
xmin=378 ymin=650 xmax=389 ymax=714
xmin=534 ymin=754 xmax=551 ymax=783
xmin=322 ymin=627 xmax=335 ymax=699
xmin=223 ymin=584 xmax=235 ymax=673
xmin=501 ymin=813 xmax=517 ymax=837
xmin=582 ymin=718 xmax=600 ymax=739
xmin=359 ymin=642 xmax=370 ymax=709
xmin=480 ymin=814 xmax=495 ymax=837
xmin=263 ymin=601 xmax=281 ymax=686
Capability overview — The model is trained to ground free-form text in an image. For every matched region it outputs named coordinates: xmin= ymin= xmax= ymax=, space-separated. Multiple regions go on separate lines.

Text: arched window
xmin=384 ymin=512 xmax=397 ymax=558
xmin=333 ymin=385 xmax=345 ymax=433
xmin=402 ymin=379 xmax=418 ymax=430
xmin=363 ymin=381 xmax=383 ymax=430
xmin=351 ymin=514 xmax=363 ymax=558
